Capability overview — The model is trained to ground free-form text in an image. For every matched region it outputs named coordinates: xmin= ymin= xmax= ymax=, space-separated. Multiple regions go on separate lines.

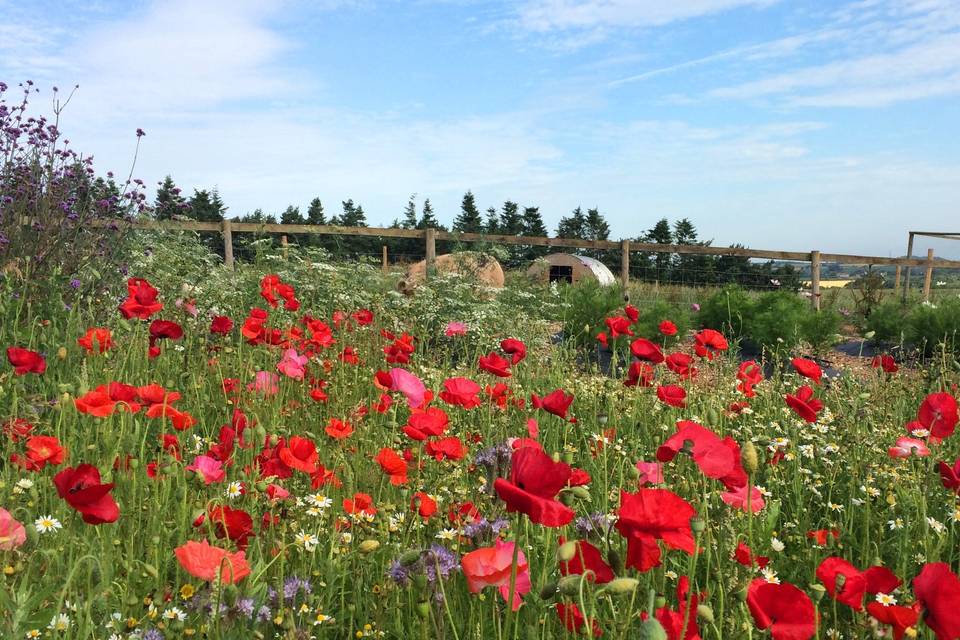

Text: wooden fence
xmin=101 ymin=218 xmax=960 ymax=307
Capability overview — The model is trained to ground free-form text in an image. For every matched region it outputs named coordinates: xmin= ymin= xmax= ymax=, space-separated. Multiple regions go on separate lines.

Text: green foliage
xmin=698 ymin=285 xmax=753 ymax=337
xmin=558 ymin=280 xmax=626 ymax=349
xmin=800 ymin=307 xmax=843 ymax=355
xmin=631 ymin=300 xmax=691 ymax=345
xmin=906 ymin=296 xmax=960 ymax=356
xmin=863 ymin=300 xmax=908 ymax=344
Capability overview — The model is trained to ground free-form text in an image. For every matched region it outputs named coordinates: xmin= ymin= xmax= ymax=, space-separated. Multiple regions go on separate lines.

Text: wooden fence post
xmin=620 ymin=239 xmax=630 ymax=288
xmin=281 ymin=234 xmax=288 ymax=259
xmin=425 ymin=228 xmax=436 ymax=280
xmin=222 ymin=219 xmax=234 ymax=271
xmin=923 ymin=248 xmax=935 ymax=301
xmin=903 ymin=232 xmax=915 ymax=300
xmin=382 ymin=245 xmax=388 ymax=273
xmin=894 ymin=265 xmax=901 ymax=293
xmin=810 ymin=250 xmax=821 ymax=311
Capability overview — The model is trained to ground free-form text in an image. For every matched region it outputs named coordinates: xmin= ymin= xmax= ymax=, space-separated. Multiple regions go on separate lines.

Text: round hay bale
xmin=401 ymin=252 xmax=505 ymax=290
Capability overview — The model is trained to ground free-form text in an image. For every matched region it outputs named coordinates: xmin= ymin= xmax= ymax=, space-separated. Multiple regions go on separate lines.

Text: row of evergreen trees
xmin=150 ymin=175 xmax=799 ymax=288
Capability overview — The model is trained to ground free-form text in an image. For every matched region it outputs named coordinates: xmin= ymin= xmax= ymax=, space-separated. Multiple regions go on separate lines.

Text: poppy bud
xmin=863 ymin=331 xmax=876 ymax=340
xmin=562 ymin=451 xmax=575 ymax=465
xmin=557 ymin=540 xmax=578 ymax=563
xmin=705 ymin=407 xmax=720 ymax=425
xmin=638 ymin=619 xmax=668 ymax=640
xmin=655 ymin=595 xmax=667 ymax=608
xmin=558 ymin=574 xmax=585 ymax=597
xmin=607 ymin=548 xmax=623 ymax=574
xmin=539 ymin=581 xmax=558 ymax=600
xmin=809 ymin=584 xmax=826 ymax=603
xmin=26 ymin=524 xmax=38 ymax=544
xmin=223 ymin=583 xmax=239 ymax=606
xmin=400 ymin=549 xmax=422 ymax=566
xmin=359 ymin=540 xmax=380 ymax=554
xmin=560 ymin=492 xmax=575 ymax=506
xmin=415 ymin=600 xmax=430 ymax=620
xmin=412 ymin=574 xmax=428 ymax=593
xmin=628 ymin=465 xmax=641 ymax=479
xmin=569 ymin=486 xmax=591 ymax=501
xmin=143 ymin=563 xmax=158 ymax=580
xmin=605 ymin=577 xmax=639 ymax=596
xmin=552 ymin=451 xmax=561 ymax=462
xmin=255 ymin=481 xmax=269 ymax=493
xmin=741 ymin=441 xmax=759 ymax=474
xmin=696 ymin=604 xmax=714 ymax=623
xmin=57 ymin=347 xmax=67 ymax=360
xmin=690 ymin=517 xmax=706 ymax=533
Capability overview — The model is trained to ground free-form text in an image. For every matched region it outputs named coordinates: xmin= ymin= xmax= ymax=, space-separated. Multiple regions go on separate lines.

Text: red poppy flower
xmin=914 ymin=562 xmax=960 ymax=640
xmin=785 ymin=386 xmax=823 ymax=423
xmin=259 ymin=274 xmax=300 ymax=311
xmin=625 ymin=304 xmax=640 ymax=322
xmin=615 ymin=488 xmax=696 ymax=572
xmin=918 ymin=392 xmax=959 ymax=440
xmin=202 ymin=505 xmax=255 ymax=549
xmin=2 ymin=418 xmax=33 ymax=442
xmin=665 ymin=353 xmax=696 ymax=379
xmin=75 ymin=387 xmax=118 ymax=417
xmin=625 ymin=361 xmax=655 ymax=387
xmin=558 ymin=538 xmax=614 ymax=583
xmin=737 ymin=360 xmax=763 ymax=397
xmin=440 ymin=377 xmax=482 ymax=409
xmin=24 ymin=435 xmax=66 ymax=470
xmin=77 ymin=327 xmax=113 ymax=354
xmin=791 ymin=358 xmax=823 ymax=385
xmin=118 ymin=277 xmax=163 ymax=320
xmin=6 ymin=347 xmax=45 ymax=375
xmin=871 ymin=354 xmax=898 ymax=374
xmin=656 ymin=384 xmax=687 ymax=408
xmin=411 ymin=492 xmax=437 ymax=519
xmin=693 ymin=329 xmax=728 ymax=360
xmin=806 ymin=528 xmax=840 ymax=546
xmin=816 ymin=557 xmax=900 ymax=611
xmin=425 ymin=436 xmax=466 ymax=461
xmin=657 ymin=421 xmax=747 ymax=490
xmin=53 ymin=464 xmax=120 ymax=524
xmin=175 ymin=539 xmax=250 ymax=584
xmin=148 ymin=319 xmax=184 ymax=358
xmin=493 ymin=446 xmax=574 ymax=527
xmin=478 ymin=352 xmax=512 ymax=378
xmin=375 ymin=448 xmax=408 ymax=485
xmin=278 ymin=436 xmax=319 ymax=473
xmin=343 ymin=492 xmax=376 ymax=516
xmin=631 ymin=338 xmax=665 ymax=364
xmin=866 ymin=601 xmax=919 ymax=640
xmin=352 ymin=309 xmax=374 ymax=326
xmin=462 ymin=540 xmax=531 ymax=611
xmin=324 ymin=418 xmax=354 ymax=441
xmin=531 ymin=389 xmax=574 ymax=420
xmin=500 ymin=338 xmax=526 ymax=365
xmin=656 ymin=575 xmax=702 ymax=640
xmin=605 ymin=315 xmax=634 ymax=338
xmin=556 ymin=603 xmax=602 ymax=637
xmin=210 ymin=315 xmax=234 ymax=335
xmin=746 ymin=579 xmax=817 ymax=640
xmin=404 ymin=407 xmax=449 ymax=441
xmin=734 ymin=541 xmax=769 ymax=569
xmin=596 ymin=332 xmax=609 ymax=348
xmin=384 ymin=333 xmax=416 ymax=364
xmin=653 ymin=322 xmax=677 ymax=339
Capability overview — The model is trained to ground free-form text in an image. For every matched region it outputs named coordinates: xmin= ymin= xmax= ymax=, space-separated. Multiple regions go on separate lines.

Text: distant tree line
xmin=149 ymin=175 xmax=799 ymax=288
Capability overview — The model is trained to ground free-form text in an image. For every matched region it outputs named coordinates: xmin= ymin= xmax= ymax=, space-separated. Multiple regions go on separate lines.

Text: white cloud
xmin=516 ymin=0 xmax=775 ymax=32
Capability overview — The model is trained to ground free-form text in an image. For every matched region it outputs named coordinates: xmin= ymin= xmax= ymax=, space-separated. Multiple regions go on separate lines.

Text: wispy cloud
xmin=516 ymin=0 xmax=776 ymax=32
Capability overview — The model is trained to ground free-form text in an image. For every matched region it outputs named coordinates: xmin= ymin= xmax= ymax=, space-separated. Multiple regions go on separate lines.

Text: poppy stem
xmin=433 ymin=553 xmax=461 ymax=640
xmin=504 ymin=514 xmax=522 ymax=640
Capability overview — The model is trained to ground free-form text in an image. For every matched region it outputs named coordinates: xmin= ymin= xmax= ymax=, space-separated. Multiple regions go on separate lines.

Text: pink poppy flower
xmin=185 ymin=455 xmax=226 ymax=484
xmin=461 ymin=539 xmax=531 ymax=611
xmin=444 ymin=322 xmax=468 ymax=337
xmin=887 ymin=437 xmax=930 ymax=458
xmin=0 ymin=508 xmax=26 ymax=550
xmin=276 ymin=349 xmax=308 ymax=380
xmin=721 ymin=484 xmax=766 ymax=513
xmin=635 ymin=461 xmax=664 ymax=485
xmin=247 ymin=371 xmax=280 ymax=395
xmin=389 ymin=368 xmax=427 ymax=409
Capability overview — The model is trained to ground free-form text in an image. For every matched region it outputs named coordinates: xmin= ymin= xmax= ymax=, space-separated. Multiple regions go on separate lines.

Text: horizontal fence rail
xmin=75 ymin=217 xmax=960 ymax=305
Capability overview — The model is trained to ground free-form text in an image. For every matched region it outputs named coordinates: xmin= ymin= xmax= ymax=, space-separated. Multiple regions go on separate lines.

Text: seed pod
xmin=359 ymin=540 xmax=380 ymax=554
xmin=696 ymin=604 xmax=715 ymax=623
xmin=607 ymin=549 xmax=624 ymax=574
xmin=809 ymin=584 xmax=826 ymax=603
xmin=557 ymin=540 xmax=578 ymax=563
xmin=569 ymin=486 xmax=591 ymax=501
xmin=562 ymin=451 xmax=575 ymax=465
xmin=655 ymin=594 xmax=667 ymax=608
xmin=741 ymin=441 xmax=759 ymax=474
xmin=605 ymin=577 xmax=639 ymax=596
xmin=399 ymin=549 xmax=422 ymax=566
xmin=690 ymin=517 xmax=706 ymax=533
xmin=415 ymin=600 xmax=430 ymax=620
xmin=539 ymin=581 xmax=558 ymax=600
xmin=628 ymin=465 xmax=641 ymax=479
xmin=558 ymin=574 xmax=585 ymax=597
xmin=638 ymin=618 xmax=668 ymax=640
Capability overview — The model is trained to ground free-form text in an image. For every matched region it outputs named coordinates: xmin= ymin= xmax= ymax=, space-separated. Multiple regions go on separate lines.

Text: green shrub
xmin=632 ymin=299 xmax=691 ymax=345
xmin=698 ymin=284 xmax=753 ymax=337
xmin=863 ymin=300 xmax=909 ymax=344
xmin=746 ymin=290 xmax=807 ymax=353
xmin=558 ymin=280 xmax=626 ymax=349
xmin=800 ymin=307 xmax=843 ymax=355
xmin=906 ymin=296 xmax=960 ymax=356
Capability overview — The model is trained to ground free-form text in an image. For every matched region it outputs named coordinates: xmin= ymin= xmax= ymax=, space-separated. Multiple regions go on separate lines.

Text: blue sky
xmin=2 ymin=0 xmax=959 ymax=256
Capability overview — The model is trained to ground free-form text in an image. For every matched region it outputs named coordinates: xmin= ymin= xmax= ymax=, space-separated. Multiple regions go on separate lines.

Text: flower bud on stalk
xmin=741 ymin=441 xmax=759 ymax=474
xmin=604 ymin=577 xmax=639 ymax=596
xmin=557 ymin=540 xmax=578 ymax=563
xmin=558 ymin=574 xmax=585 ymax=597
